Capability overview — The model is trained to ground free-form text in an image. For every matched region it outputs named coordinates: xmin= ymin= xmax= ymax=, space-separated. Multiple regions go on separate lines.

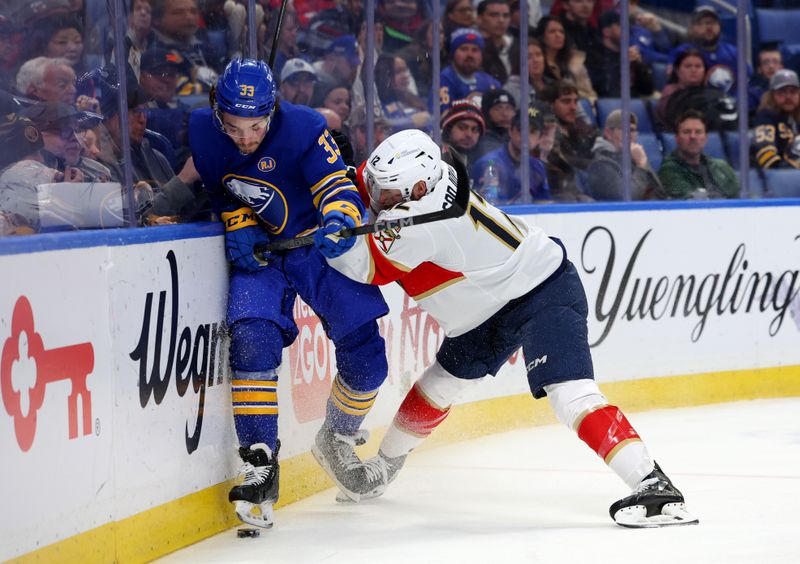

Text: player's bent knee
xmin=544 ymin=379 xmax=608 ymax=430
xmin=417 ymin=360 xmax=484 ymax=410
xmin=334 ymin=321 xmax=388 ymax=390
xmin=230 ymin=318 xmax=284 ymax=372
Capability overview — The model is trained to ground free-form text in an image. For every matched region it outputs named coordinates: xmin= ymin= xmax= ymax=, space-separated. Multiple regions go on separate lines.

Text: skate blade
xmin=335 ymin=485 xmax=386 ymax=504
xmin=234 ymin=500 xmax=274 ymax=529
xmin=614 ymin=502 xmax=699 ymax=528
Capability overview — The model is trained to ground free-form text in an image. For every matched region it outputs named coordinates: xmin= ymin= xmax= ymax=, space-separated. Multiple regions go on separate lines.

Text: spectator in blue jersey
xmin=668 ymin=6 xmax=747 ymax=93
xmin=626 ymin=0 xmax=673 ymax=66
xmin=440 ymin=27 xmax=501 ymax=112
xmin=374 ymin=53 xmax=431 ymax=133
xmin=139 ymin=47 xmax=191 ymax=157
xmin=187 ymin=59 xmax=391 ymax=527
xmin=441 ymin=98 xmax=486 ymax=166
xmin=585 ymin=109 xmax=663 ymax=201
xmin=471 ymin=106 xmax=552 ymax=204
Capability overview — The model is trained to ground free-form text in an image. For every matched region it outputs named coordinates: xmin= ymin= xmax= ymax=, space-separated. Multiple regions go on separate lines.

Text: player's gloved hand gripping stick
xmin=254 ymin=151 xmax=471 ymax=259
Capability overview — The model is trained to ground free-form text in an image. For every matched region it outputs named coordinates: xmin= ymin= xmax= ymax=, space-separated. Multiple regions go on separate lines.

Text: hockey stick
xmin=255 ymin=152 xmax=472 ymax=255
xmin=267 ymin=0 xmax=289 ymax=68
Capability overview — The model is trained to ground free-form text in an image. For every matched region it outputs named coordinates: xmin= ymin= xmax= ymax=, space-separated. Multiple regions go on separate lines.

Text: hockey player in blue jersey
xmin=189 ymin=58 xmax=390 ymax=528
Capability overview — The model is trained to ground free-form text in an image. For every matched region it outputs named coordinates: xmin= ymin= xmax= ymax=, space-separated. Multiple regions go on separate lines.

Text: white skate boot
xmin=312 ymin=427 xmax=386 ymax=502
xmin=610 ymin=461 xmax=699 ymax=528
xmin=229 ymin=441 xmax=280 ymax=528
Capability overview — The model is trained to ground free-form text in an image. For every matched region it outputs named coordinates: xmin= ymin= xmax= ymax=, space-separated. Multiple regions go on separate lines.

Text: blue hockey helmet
xmin=213 ymin=58 xmax=277 ymax=119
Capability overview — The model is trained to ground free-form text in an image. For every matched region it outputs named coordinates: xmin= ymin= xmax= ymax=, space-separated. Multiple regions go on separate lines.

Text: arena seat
xmin=762 ymin=169 xmax=800 ymax=197
xmin=755 ymin=8 xmax=800 ymax=46
xmin=595 ymin=98 xmax=654 ymax=133
xmin=637 ymin=133 xmax=663 ymax=171
xmin=578 ymin=98 xmax=596 ymax=127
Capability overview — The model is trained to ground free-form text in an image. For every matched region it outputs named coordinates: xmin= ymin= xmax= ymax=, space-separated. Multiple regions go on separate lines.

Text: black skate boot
xmin=312 ymin=426 xmax=386 ymax=502
xmin=609 ymin=461 xmax=699 ymax=528
xmin=229 ymin=440 xmax=280 ymax=528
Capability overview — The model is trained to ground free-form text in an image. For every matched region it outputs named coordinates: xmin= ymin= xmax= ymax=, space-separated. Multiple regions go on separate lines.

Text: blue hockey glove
xmin=220 ymin=206 xmax=271 ymax=272
xmin=314 ymin=201 xmax=361 ymax=258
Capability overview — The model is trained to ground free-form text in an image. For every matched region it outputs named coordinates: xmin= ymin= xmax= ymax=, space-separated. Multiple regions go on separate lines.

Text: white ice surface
xmin=160 ymin=398 xmax=800 ymax=564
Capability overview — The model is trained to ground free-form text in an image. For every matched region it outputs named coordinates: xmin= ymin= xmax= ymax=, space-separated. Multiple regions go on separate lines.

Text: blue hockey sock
xmin=324 ymin=374 xmax=379 ymax=435
xmin=232 ymin=370 xmax=279 ymax=449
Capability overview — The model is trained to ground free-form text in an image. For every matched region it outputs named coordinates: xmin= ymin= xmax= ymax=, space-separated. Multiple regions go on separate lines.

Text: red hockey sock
xmin=394 ymin=383 xmax=451 ymax=437
xmin=576 ymin=405 xmax=642 ymax=463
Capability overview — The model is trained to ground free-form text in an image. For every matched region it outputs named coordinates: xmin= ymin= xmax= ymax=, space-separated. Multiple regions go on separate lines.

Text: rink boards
xmin=2 ymin=202 xmax=800 ymax=563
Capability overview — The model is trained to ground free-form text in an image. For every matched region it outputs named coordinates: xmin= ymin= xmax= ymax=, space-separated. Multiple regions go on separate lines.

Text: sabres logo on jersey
xmin=258 ymin=157 xmax=276 ymax=172
xmin=374 ymin=227 xmax=401 ymax=254
xmin=222 ymin=173 xmax=289 ymax=234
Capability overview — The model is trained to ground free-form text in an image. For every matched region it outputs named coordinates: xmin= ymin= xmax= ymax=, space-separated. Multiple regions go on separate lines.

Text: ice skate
xmin=335 ymin=451 xmax=407 ymax=503
xmin=609 ymin=461 xmax=699 ymax=528
xmin=229 ymin=441 xmax=280 ymax=529
xmin=312 ymin=426 xmax=386 ymax=502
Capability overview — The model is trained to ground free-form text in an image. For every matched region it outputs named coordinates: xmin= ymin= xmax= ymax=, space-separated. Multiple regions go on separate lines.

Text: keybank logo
xmin=1 ymin=296 xmax=94 ymax=452
xmin=130 ymin=250 xmax=229 ymax=454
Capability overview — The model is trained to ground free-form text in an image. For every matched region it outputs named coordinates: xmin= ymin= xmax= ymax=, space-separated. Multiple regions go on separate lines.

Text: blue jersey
xmin=471 ymin=145 xmax=551 ymax=203
xmin=439 ymin=66 xmax=501 ymax=112
xmin=669 ymin=41 xmax=750 ymax=90
xmin=189 ymin=101 xmax=363 ymax=239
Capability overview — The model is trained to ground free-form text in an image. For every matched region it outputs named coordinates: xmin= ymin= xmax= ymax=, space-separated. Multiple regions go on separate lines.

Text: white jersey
xmin=329 ymin=167 xmax=564 ymax=337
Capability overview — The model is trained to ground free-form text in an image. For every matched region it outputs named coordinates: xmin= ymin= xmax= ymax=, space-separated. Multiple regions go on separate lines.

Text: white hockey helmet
xmin=365 ymin=129 xmax=443 ymax=202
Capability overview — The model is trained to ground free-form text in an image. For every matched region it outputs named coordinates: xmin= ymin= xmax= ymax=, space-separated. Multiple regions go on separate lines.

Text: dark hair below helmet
xmin=214 ymin=58 xmax=277 ymax=119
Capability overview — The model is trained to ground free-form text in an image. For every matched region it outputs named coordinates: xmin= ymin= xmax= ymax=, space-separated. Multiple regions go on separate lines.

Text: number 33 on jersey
xmin=328 ymin=169 xmax=565 ymax=338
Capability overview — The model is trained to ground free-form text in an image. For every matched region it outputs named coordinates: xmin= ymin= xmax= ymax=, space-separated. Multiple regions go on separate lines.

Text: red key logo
xmin=1 ymin=296 xmax=94 ymax=452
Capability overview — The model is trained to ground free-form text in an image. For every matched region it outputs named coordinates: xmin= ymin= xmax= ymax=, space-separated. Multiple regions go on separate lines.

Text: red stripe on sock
xmin=577 ymin=405 xmax=640 ymax=460
xmin=394 ymin=384 xmax=450 ymax=436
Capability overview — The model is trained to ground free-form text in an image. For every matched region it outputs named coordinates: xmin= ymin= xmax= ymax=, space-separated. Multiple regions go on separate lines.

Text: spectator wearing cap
xmin=753 ymin=69 xmax=800 ymax=170
xmin=476 ymin=88 xmax=515 ymax=157
xmin=668 ymin=6 xmax=747 ymax=92
xmin=659 ymin=109 xmax=738 ymax=199
xmin=585 ymin=109 xmax=663 ymax=201
xmin=150 ymin=0 xmax=225 ymax=94
xmin=22 ymin=102 xmax=112 ymax=183
xmin=534 ymin=16 xmax=597 ymax=102
xmin=376 ymin=0 xmax=425 ymax=54
xmin=139 ymin=47 xmax=191 ymax=151
xmin=540 ymin=78 xmax=597 ymax=202
xmin=16 ymin=57 xmax=76 ymax=106
xmin=374 ymin=53 xmax=431 ymax=133
xmin=0 ymin=113 xmax=60 ymax=234
xmin=471 ymin=106 xmax=552 ymax=204
xmin=96 ymin=76 xmax=205 ymax=223
xmin=559 ymin=0 xmax=601 ymax=57
xmin=313 ymin=35 xmax=361 ymax=88
xmin=280 ymin=58 xmax=318 ymax=106
xmin=440 ymin=27 xmax=501 ymax=112
xmin=441 ymin=99 xmax=485 ymax=165
xmin=476 ymin=0 xmax=513 ymax=84
xmin=586 ymin=10 xmax=653 ymax=99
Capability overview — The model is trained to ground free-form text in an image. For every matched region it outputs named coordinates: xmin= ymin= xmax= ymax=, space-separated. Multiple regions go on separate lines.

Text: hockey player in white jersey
xmin=327 ymin=129 xmax=699 ymax=528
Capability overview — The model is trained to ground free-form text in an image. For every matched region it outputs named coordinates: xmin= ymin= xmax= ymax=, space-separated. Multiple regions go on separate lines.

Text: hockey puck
xmin=237 ymin=528 xmax=261 ymax=538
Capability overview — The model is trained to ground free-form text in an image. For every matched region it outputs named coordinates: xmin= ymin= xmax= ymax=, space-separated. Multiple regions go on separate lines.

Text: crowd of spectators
xmin=1 ymin=0 xmax=799 ymax=236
